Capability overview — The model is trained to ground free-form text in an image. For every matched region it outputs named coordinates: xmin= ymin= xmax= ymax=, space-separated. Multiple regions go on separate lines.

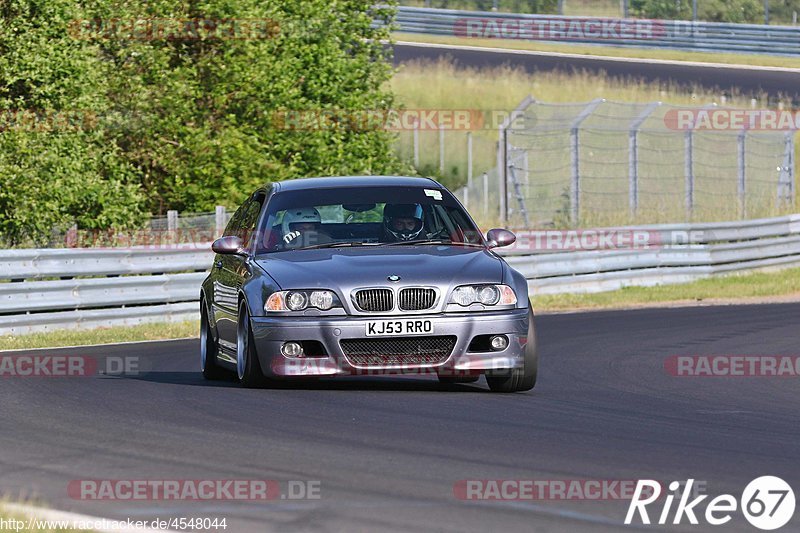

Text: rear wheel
xmin=486 ymin=305 xmax=538 ymax=393
xmin=200 ymin=300 xmax=227 ymax=380
xmin=237 ymin=301 xmax=268 ymax=388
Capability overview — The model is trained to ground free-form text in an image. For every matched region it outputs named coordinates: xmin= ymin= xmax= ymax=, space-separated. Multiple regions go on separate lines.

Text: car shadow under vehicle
xmin=122 ymin=371 xmax=493 ymax=392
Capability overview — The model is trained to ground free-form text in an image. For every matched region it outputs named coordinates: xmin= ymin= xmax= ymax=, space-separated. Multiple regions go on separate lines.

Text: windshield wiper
xmin=380 ymin=239 xmax=484 ymax=247
xmin=293 ymin=241 xmax=378 ymax=250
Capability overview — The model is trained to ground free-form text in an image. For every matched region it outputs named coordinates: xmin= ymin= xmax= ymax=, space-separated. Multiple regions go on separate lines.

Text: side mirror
xmin=212 ymin=236 xmax=244 ymax=255
xmin=486 ymin=228 xmax=516 ymax=249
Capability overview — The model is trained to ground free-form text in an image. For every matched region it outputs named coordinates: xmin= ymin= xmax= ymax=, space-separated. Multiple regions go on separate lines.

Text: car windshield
xmin=255 ymin=185 xmax=484 ymax=253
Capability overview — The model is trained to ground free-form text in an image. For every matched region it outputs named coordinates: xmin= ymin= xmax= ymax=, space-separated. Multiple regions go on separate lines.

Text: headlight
xmin=286 ymin=291 xmax=308 ymax=311
xmin=449 ymin=284 xmax=517 ymax=307
xmin=265 ymin=290 xmax=340 ymax=312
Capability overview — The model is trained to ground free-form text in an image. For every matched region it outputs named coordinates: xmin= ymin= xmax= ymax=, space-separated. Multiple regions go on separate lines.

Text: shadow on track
xmin=122 ymin=371 xmax=492 ymax=392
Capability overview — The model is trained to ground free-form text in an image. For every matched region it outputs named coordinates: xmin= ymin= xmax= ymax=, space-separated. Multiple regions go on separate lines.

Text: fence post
xmin=439 ymin=123 xmax=445 ymax=175
xmin=628 ymin=102 xmax=659 ymax=218
xmin=215 ymin=206 xmax=227 ymax=236
xmin=167 ymin=210 xmax=178 ymax=232
xmin=684 ymin=130 xmax=694 ymax=218
xmin=413 ymin=120 xmax=419 ymax=168
xmin=467 ymin=131 xmax=473 ymax=185
xmin=501 ymin=129 xmax=508 ymax=223
xmin=779 ymin=130 xmax=795 ymax=206
xmin=570 ymin=99 xmax=603 ymax=226
xmin=498 ymin=95 xmax=536 ymax=225
xmin=482 ymin=172 xmax=489 ymax=219
xmin=737 ymin=130 xmax=747 ymax=218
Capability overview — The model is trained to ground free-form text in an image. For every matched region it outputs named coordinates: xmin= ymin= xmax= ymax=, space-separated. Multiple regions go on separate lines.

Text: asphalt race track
xmin=2 ymin=303 xmax=799 ymax=532
xmin=394 ymin=42 xmax=800 ymax=100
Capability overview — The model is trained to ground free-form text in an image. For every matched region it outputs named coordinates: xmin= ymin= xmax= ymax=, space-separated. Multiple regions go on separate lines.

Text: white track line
xmin=395 ymin=40 xmax=800 ymax=73
xmin=3 ymin=503 xmax=177 ymax=533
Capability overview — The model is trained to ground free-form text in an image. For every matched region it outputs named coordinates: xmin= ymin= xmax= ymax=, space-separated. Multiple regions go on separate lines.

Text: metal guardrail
xmin=0 ymin=246 xmax=213 ymax=335
xmin=394 ymin=6 xmax=800 ymax=55
xmin=1 ymin=214 xmax=800 ymax=335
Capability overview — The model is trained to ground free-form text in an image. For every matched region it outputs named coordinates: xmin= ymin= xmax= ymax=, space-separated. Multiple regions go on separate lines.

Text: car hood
xmin=254 ymin=246 xmax=504 ymax=290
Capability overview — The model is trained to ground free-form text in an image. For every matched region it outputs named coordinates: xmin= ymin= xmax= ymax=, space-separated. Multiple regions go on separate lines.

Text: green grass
xmin=0 ymin=320 xmax=199 ymax=351
xmin=532 ymin=267 xmax=800 ymax=312
xmin=395 ymin=32 xmax=800 ymax=69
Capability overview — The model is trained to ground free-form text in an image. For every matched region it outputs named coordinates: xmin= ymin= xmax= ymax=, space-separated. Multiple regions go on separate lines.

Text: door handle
xmin=215 ymin=260 xmax=223 ymax=269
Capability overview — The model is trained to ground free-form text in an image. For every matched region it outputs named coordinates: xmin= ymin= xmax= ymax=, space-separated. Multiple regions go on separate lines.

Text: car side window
xmin=239 ymin=193 xmax=266 ymax=248
xmin=223 ymin=204 xmax=247 ymax=238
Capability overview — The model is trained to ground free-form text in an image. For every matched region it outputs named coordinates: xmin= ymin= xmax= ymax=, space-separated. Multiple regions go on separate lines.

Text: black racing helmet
xmin=383 ymin=203 xmax=424 ymax=241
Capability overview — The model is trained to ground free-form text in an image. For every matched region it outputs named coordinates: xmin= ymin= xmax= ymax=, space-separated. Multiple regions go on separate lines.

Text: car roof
xmin=273 ymin=175 xmax=443 ymax=192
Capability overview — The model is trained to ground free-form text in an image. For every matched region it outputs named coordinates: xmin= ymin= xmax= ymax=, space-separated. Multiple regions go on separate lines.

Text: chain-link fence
xmin=398 ymin=0 xmax=800 ymax=24
xmin=458 ymin=97 xmax=797 ymax=229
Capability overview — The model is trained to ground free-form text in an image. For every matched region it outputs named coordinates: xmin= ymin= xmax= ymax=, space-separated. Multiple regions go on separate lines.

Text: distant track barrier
xmin=393 ymin=6 xmax=800 ymax=56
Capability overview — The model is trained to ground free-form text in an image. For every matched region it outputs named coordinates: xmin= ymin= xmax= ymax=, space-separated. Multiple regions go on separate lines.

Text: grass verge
xmin=532 ymin=267 xmax=800 ymax=312
xmin=0 ymin=321 xmax=199 ymax=351
xmin=394 ymin=32 xmax=800 ymax=70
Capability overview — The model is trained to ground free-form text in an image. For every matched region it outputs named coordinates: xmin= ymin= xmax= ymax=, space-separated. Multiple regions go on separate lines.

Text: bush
xmin=0 ymin=0 xmax=403 ymax=245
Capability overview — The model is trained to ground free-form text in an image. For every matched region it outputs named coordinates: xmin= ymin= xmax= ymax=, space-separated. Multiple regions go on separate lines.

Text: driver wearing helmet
xmin=281 ymin=207 xmax=331 ymax=249
xmin=382 ymin=203 xmax=426 ymax=242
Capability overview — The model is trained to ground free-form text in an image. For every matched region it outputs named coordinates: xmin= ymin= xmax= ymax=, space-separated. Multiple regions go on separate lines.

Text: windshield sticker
xmin=424 ymin=189 xmax=443 ymax=201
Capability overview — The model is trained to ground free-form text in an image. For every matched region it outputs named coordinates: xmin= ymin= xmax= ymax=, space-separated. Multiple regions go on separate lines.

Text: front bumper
xmin=250 ymin=308 xmax=530 ymax=377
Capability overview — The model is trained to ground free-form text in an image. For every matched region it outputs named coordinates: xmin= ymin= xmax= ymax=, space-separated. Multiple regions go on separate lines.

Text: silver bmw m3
xmin=200 ymin=176 xmax=537 ymax=393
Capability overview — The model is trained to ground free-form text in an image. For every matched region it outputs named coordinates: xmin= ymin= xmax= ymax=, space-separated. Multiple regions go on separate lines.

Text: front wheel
xmin=486 ymin=305 xmax=538 ymax=393
xmin=237 ymin=301 xmax=268 ymax=388
xmin=201 ymin=300 xmax=227 ymax=380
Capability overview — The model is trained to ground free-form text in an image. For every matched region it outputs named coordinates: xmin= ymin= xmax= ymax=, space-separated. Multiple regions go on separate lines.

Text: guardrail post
xmin=684 ymin=130 xmax=694 ymax=218
xmin=215 ymin=206 xmax=227 ymax=236
xmin=737 ymin=130 xmax=747 ymax=218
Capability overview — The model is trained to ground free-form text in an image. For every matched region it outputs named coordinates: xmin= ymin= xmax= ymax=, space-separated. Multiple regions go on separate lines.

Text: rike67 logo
xmin=626 ymin=477 xmax=795 ymax=530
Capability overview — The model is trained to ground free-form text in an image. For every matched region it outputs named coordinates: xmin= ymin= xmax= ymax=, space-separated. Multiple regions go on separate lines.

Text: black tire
xmin=237 ymin=301 xmax=268 ymax=388
xmin=486 ymin=304 xmax=538 ymax=393
xmin=200 ymin=300 xmax=227 ymax=380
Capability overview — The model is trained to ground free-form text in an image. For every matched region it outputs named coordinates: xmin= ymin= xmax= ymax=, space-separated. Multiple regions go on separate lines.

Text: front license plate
xmin=366 ymin=319 xmax=433 ymax=337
